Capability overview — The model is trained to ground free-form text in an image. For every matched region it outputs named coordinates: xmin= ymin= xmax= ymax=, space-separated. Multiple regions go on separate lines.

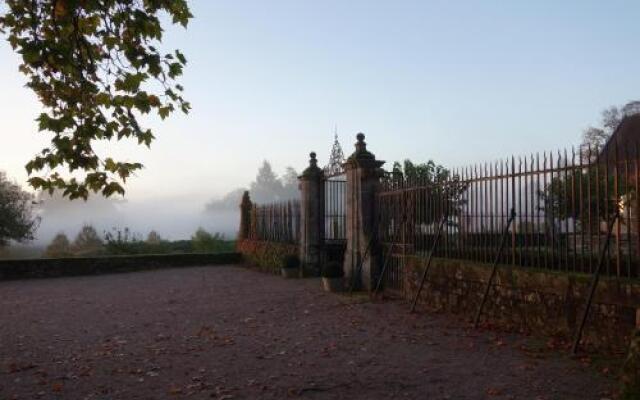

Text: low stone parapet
xmin=0 ymin=252 xmax=242 ymax=281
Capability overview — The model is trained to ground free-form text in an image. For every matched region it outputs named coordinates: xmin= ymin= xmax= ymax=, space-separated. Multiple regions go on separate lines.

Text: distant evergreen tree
xmin=45 ymin=233 xmax=72 ymax=258
xmin=250 ymin=161 xmax=283 ymax=203
xmin=207 ymin=161 xmax=300 ymax=211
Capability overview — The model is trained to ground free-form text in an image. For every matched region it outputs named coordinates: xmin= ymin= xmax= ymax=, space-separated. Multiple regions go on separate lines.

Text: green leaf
xmin=1 ymin=0 xmax=192 ymax=199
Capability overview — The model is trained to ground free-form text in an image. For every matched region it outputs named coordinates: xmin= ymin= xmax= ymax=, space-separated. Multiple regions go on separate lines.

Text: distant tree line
xmin=44 ymin=226 xmax=233 ymax=258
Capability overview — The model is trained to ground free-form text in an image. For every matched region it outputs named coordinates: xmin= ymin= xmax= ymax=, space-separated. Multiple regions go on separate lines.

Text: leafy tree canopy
xmin=0 ymin=0 xmax=192 ymax=199
xmin=390 ymin=159 xmax=466 ymax=225
xmin=542 ymin=101 xmax=640 ymax=227
xmin=0 ymin=171 xmax=39 ymax=247
xmin=581 ymin=100 xmax=640 ymax=152
xmin=391 ymin=159 xmax=450 ymax=183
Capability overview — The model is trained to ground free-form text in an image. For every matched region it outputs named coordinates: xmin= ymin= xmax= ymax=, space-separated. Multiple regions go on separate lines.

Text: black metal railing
xmin=378 ymin=141 xmax=640 ymax=279
xmin=249 ymin=200 xmax=301 ymax=244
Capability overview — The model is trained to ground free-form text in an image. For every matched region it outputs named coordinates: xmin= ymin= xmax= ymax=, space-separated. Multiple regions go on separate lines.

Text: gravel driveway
xmin=0 ymin=266 xmax=614 ymax=399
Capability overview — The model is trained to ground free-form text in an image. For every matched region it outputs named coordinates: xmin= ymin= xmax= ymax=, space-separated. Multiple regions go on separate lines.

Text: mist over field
xmin=0 ymin=158 xmax=300 ymax=259
xmin=33 ymin=195 xmax=239 ymax=246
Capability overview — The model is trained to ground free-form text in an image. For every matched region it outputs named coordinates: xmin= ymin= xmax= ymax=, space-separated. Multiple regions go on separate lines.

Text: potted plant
xmin=281 ymin=254 xmax=300 ymax=278
xmin=321 ymin=261 xmax=344 ymax=292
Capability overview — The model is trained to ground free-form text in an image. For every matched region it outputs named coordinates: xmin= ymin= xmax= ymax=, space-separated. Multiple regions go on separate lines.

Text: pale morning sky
xmin=1 ymin=0 xmax=639 ymax=204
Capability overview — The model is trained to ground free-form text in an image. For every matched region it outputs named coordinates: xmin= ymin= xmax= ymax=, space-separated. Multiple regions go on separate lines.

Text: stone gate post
xmin=344 ymin=133 xmax=385 ymax=291
xmin=299 ymin=152 xmax=325 ymax=275
xmin=238 ymin=191 xmax=252 ymax=241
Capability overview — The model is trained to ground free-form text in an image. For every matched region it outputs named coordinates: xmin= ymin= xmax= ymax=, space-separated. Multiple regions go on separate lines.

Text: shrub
xmin=102 ymin=227 xmax=235 ymax=256
xmin=282 ymin=254 xmax=300 ymax=270
xmin=191 ymin=228 xmax=231 ymax=253
xmin=72 ymin=225 xmax=104 ymax=256
xmin=104 ymin=227 xmax=143 ymax=255
xmin=321 ymin=261 xmax=343 ymax=278
xmin=45 ymin=233 xmax=72 ymax=258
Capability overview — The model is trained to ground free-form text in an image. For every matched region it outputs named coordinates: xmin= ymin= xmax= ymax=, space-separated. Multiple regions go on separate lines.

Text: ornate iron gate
xmin=323 ymin=176 xmax=347 ymax=265
xmin=324 ymin=178 xmax=346 ymax=242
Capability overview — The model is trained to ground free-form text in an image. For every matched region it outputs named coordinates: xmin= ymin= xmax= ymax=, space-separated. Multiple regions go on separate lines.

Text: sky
xmin=1 ymin=0 xmax=639 ymax=239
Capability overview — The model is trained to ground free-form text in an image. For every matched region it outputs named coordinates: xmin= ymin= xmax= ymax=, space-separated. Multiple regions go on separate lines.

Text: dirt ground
xmin=0 ymin=266 xmax=616 ymax=400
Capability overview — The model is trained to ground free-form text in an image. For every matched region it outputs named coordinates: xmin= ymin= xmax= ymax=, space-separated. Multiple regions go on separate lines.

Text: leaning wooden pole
xmin=473 ymin=208 xmax=516 ymax=328
xmin=349 ymin=235 xmax=375 ymax=294
xmin=372 ymin=243 xmax=394 ymax=298
xmin=410 ymin=213 xmax=448 ymax=313
xmin=571 ymin=208 xmax=620 ymax=355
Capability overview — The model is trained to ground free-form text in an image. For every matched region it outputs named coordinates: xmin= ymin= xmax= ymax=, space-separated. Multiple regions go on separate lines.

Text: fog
xmin=25 ymin=159 xmax=301 ymax=248
xmin=33 ymin=193 xmax=239 ymax=246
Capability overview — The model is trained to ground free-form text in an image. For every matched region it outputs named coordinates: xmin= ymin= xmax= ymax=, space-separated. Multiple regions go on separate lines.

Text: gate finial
xmin=301 ymin=151 xmax=323 ymax=179
xmin=346 ymin=133 xmax=384 ymax=168
xmin=325 ymin=128 xmax=346 ymax=177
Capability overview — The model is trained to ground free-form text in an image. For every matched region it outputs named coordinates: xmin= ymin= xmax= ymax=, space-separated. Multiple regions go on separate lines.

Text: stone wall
xmin=400 ymin=256 xmax=640 ymax=352
xmin=0 ymin=252 xmax=242 ymax=281
xmin=236 ymin=240 xmax=298 ymax=275
xmin=622 ymin=329 xmax=640 ymax=399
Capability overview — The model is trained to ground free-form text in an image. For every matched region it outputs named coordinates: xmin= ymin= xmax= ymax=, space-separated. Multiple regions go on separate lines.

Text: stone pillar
xmin=299 ymin=152 xmax=325 ymax=275
xmin=238 ymin=191 xmax=252 ymax=241
xmin=344 ymin=133 xmax=385 ymax=291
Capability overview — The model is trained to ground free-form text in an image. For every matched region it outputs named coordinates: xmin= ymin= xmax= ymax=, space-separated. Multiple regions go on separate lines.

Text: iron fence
xmin=249 ymin=200 xmax=301 ymax=244
xmin=325 ymin=178 xmax=347 ymax=242
xmin=378 ymin=141 xmax=640 ymax=279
